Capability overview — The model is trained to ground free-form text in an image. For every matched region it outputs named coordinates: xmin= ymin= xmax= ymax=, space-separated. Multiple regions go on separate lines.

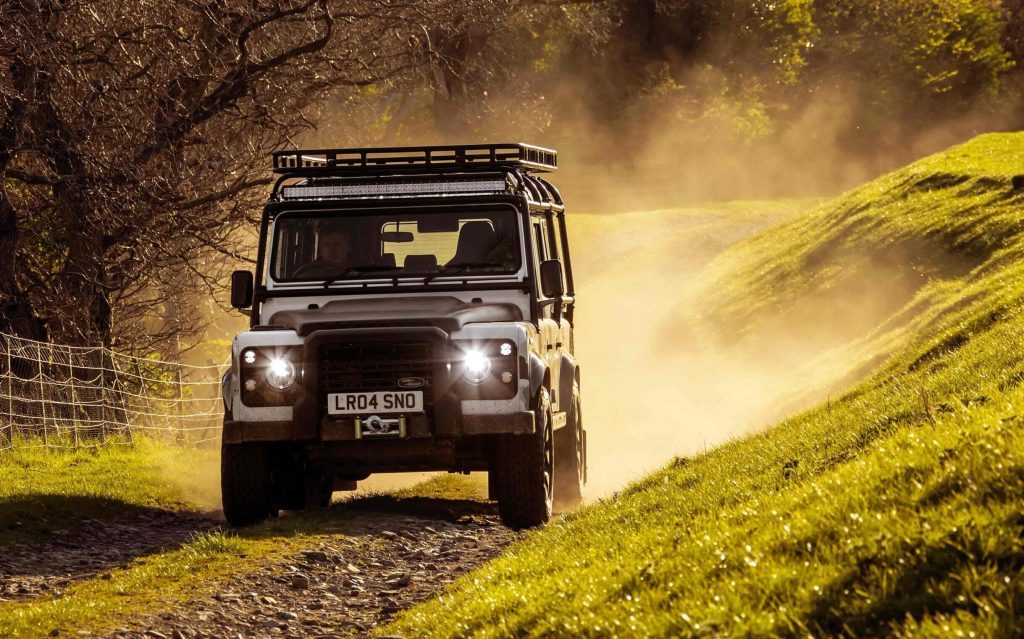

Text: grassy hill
xmin=383 ymin=133 xmax=1024 ymax=637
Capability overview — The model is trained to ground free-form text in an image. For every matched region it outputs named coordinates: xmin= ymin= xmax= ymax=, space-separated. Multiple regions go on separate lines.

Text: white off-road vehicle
xmin=222 ymin=144 xmax=585 ymax=529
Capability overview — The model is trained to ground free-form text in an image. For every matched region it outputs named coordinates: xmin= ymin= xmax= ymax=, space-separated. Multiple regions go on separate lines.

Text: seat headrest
xmin=404 ymin=254 xmax=439 ymax=271
xmin=450 ymin=221 xmax=497 ymax=264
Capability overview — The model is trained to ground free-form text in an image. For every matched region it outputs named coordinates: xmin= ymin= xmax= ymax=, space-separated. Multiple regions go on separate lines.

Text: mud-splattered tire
xmin=554 ymin=381 xmax=584 ymax=511
xmin=221 ymin=441 xmax=277 ymax=527
xmin=496 ymin=388 xmax=553 ymax=529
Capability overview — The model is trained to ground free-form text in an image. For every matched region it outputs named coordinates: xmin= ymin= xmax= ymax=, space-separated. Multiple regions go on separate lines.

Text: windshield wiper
xmin=322 ymin=264 xmax=399 ymax=288
xmin=422 ymin=261 xmax=501 ymax=284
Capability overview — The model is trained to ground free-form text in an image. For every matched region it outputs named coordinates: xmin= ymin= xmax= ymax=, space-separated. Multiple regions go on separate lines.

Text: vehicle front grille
xmin=319 ymin=341 xmax=435 ymax=413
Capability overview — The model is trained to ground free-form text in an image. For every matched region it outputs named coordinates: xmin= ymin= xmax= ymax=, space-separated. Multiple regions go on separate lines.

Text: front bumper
xmin=223 ymin=420 xmax=298 ymax=444
xmin=223 ymin=409 xmax=534 ymax=444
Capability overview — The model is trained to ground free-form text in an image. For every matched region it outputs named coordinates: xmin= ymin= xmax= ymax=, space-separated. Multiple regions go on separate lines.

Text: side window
xmin=545 ymin=213 xmax=561 ymax=261
xmin=533 ymin=218 xmax=554 ymax=307
xmin=535 ymin=218 xmax=551 ymax=260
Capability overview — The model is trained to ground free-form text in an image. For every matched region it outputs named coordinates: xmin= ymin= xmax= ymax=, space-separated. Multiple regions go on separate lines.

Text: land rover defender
xmin=222 ymin=143 xmax=585 ymax=529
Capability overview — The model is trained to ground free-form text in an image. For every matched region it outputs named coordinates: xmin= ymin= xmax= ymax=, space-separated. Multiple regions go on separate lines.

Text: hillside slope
xmin=384 ymin=133 xmax=1024 ymax=637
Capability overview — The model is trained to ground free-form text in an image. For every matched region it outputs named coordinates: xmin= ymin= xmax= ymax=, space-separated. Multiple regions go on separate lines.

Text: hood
xmin=266 ymin=295 xmax=523 ymax=336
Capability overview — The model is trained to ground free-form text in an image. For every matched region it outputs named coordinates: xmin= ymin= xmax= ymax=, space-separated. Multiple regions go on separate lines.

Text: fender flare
xmin=528 ymin=351 xmax=549 ymax=397
xmin=222 ymin=370 xmax=234 ymax=415
xmin=557 ymin=353 xmax=578 ymax=414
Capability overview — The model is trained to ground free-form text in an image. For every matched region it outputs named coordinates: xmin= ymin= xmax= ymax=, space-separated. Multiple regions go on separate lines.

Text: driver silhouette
xmin=293 ymin=224 xmax=353 ymax=279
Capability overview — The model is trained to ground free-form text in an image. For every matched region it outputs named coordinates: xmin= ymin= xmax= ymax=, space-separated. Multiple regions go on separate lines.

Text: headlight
xmin=266 ymin=358 xmax=296 ymax=390
xmin=462 ymin=349 xmax=492 ymax=384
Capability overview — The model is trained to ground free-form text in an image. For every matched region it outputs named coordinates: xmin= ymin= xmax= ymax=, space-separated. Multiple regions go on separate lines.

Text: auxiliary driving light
xmin=462 ymin=349 xmax=492 ymax=384
xmin=266 ymin=358 xmax=296 ymax=390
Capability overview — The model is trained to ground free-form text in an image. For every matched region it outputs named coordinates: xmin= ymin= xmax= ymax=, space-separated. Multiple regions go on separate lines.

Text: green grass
xmin=0 ymin=437 xmax=219 ymax=545
xmin=383 ymin=133 xmax=1024 ymax=637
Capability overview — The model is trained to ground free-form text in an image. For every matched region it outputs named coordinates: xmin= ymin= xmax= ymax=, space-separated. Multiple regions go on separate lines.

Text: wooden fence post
xmin=2 ymin=346 xmax=11 ymax=448
xmin=40 ymin=349 xmax=48 ymax=448
xmin=69 ymin=346 xmax=80 ymax=449
xmin=98 ymin=348 xmax=107 ymax=446
xmin=175 ymin=367 xmax=185 ymax=444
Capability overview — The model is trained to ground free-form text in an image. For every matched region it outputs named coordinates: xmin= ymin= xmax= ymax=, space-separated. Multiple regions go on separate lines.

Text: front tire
xmin=496 ymin=387 xmax=553 ymax=529
xmin=221 ymin=441 xmax=277 ymax=527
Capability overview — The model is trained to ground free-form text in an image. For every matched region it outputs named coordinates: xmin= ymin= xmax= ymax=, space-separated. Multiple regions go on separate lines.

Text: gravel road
xmin=1 ymin=497 xmax=518 ymax=639
xmin=112 ymin=510 xmax=516 ymax=639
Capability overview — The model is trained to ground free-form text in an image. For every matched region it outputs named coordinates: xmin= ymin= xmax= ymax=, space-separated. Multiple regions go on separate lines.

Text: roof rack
xmin=272 ymin=143 xmax=557 ymax=176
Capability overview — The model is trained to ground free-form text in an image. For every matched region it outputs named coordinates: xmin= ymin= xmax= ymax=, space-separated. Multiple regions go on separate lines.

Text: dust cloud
xmin=568 ymin=205 xmax=877 ymax=497
xmin=534 ymin=72 xmax=1005 ymax=495
xmin=543 ymin=80 xmax=1015 ymax=215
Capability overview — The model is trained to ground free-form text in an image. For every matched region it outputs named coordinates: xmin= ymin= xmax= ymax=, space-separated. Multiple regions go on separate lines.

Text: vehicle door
xmin=532 ymin=214 xmax=562 ymax=409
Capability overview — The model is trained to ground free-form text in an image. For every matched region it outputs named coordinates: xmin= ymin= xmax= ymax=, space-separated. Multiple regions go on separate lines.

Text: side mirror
xmin=230 ymin=270 xmax=254 ymax=309
xmin=539 ymin=260 xmax=565 ymax=299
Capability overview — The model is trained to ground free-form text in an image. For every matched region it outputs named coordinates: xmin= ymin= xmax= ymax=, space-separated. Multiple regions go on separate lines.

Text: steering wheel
xmin=292 ymin=260 xmax=343 ymax=279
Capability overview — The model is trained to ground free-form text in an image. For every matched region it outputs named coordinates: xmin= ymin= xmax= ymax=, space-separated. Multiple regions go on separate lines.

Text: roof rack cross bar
xmin=271 ymin=143 xmax=557 ymax=177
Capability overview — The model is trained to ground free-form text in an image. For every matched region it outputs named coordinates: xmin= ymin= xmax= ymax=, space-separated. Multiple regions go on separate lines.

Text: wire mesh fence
xmin=0 ymin=332 xmax=229 ymax=450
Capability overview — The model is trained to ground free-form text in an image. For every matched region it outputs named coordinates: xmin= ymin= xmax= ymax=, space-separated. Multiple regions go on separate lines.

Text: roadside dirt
xmin=0 ymin=510 xmax=217 ymax=603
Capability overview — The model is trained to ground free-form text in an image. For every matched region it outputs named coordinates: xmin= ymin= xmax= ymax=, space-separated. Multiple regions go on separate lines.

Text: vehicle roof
xmin=269 ymin=143 xmax=563 ymax=211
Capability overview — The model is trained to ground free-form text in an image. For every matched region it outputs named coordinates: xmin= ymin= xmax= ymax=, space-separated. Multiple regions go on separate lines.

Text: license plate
xmin=327 ymin=391 xmax=424 ymax=415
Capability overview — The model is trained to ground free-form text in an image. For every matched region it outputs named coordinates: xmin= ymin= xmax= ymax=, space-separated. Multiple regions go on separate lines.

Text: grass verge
xmin=383 ymin=133 xmax=1024 ymax=637
xmin=0 ymin=437 xmax=219 ymax=545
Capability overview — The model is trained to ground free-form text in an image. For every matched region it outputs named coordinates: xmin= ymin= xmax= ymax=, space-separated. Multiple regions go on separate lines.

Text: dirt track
xmin=1 ymin=497 xmax=518 ymax=639
xmin=113 ymin=509 xmax=516 ymax=639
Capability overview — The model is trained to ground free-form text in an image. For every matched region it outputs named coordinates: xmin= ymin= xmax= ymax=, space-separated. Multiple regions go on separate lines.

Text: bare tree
xmin=0 ymin=0 xmax=500 ymax=350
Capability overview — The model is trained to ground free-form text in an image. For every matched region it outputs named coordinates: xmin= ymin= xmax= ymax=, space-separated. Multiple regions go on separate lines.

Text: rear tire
xmin=496 ymin=387 xmax=553 ymax=529
xmin=554 ymin=381 xmax=584 ymax=511
xmin=221 ymin=442 xmax=277 ymax=527
xmin=487 ymin=468 xmax=500 ymax=501
xmin=307 ymin=474 xmax=334 ymax=508
xmin=273 ymin=450 xmax=333 ymax=511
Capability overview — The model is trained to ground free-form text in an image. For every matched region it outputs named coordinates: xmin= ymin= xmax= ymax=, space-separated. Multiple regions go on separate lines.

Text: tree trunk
xmin=0 ymin=60 xmax=47 ymax=342
xmin=50 ymin=207 xmax=113 ymax=348
xmin=429 ymin=24 xmax=490 ymax=138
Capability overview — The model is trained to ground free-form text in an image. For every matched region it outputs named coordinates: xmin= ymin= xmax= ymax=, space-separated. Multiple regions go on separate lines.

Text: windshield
xmin=270 ymin=208 xmax=522 ymax=283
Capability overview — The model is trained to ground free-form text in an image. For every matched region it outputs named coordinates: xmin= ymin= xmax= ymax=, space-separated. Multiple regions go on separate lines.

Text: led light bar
xmin=281 ymin=179 xmax=509 ymax=200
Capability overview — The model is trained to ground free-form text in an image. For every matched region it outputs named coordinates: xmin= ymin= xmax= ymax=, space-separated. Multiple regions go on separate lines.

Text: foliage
xmin=383 ymin=133 xmax=1024 ymax=637
xmin=367 ymin=0 xmax=1023 ymax=200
